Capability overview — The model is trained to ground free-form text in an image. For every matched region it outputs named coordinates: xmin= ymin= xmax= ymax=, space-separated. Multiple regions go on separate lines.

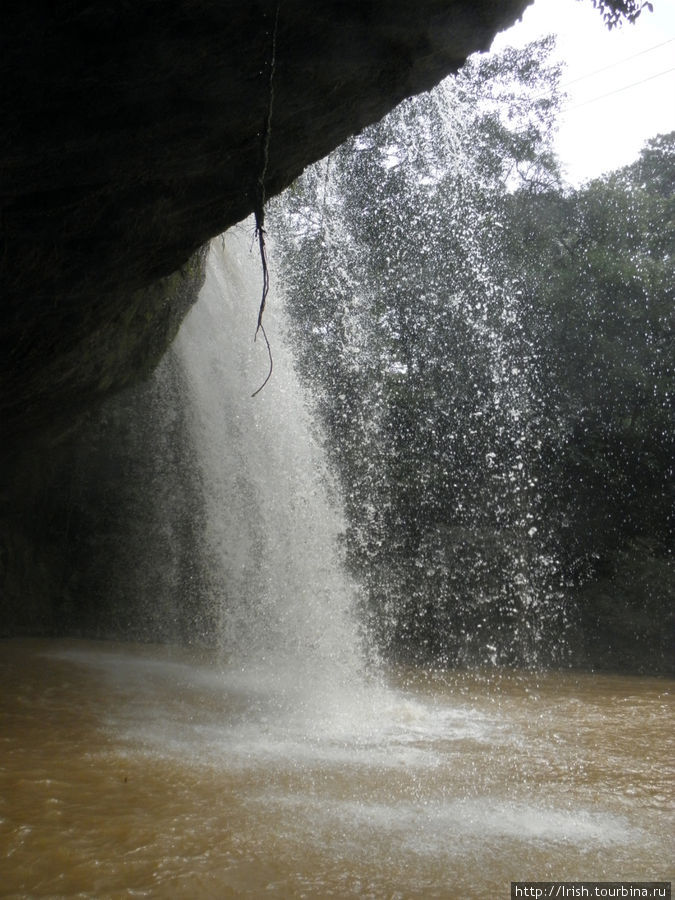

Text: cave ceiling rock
xmin=1 ymin=0 xmax=531 ymax=449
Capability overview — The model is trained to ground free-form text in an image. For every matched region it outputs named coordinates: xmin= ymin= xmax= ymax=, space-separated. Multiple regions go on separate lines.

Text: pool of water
xmin=1 ymin=639 xmax=672 ymax=898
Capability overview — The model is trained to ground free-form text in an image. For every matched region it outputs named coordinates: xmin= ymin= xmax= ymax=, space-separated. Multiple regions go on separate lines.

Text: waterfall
xmin=171 ymin=221 xmax=367 ymax=694
xmin=15 ymin=221 xmax=667 ymax=896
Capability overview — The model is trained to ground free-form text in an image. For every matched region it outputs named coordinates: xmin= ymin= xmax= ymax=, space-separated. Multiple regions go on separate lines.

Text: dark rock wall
xmin=2 ymin=0 xmax=529 ymax=448
xmin=0 ymin=342 xmax=213 ymax=642
xmin=2 ymin=246 xmax=208 ymax=452
xmin=0 ymin=251 xmax=210 ymax=638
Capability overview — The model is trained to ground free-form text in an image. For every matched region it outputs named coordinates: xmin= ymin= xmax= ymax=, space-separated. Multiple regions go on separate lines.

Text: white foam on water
xmin=255 ymin=794 xmax=641 ymax=858
xmin=47 ymin=644 xmax=504 ymax=771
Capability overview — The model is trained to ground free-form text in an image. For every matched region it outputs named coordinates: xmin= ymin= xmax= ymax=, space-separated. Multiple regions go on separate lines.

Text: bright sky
xmin=491 ymin=0 xmax=675 ymax=185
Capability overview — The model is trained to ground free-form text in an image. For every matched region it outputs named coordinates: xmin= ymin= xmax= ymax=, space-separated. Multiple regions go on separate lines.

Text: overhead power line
xmin=561 ymin=36 xmax=675 ymax=88
xmin=564 ymin=64 xmax=675 ymax=111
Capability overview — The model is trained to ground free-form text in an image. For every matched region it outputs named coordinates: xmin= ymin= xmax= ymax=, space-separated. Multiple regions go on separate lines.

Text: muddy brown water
xmin=1 ymin=639 xmax=672 ymax=898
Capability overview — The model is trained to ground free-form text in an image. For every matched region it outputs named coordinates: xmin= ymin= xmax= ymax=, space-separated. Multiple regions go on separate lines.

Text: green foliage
xmin=587 ymin=0 xmax=654 ymax=28
xmin=516 ymin=135 xmax=675 ymax=669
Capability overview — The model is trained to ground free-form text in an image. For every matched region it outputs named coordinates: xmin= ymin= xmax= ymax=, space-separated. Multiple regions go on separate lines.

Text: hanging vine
xmin=251 ymin=0 xmax=281 ymax=397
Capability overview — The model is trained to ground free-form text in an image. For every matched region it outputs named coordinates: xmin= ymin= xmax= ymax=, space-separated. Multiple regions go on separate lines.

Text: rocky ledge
xmin=1 ymin=0 xmax=529 ymax=451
